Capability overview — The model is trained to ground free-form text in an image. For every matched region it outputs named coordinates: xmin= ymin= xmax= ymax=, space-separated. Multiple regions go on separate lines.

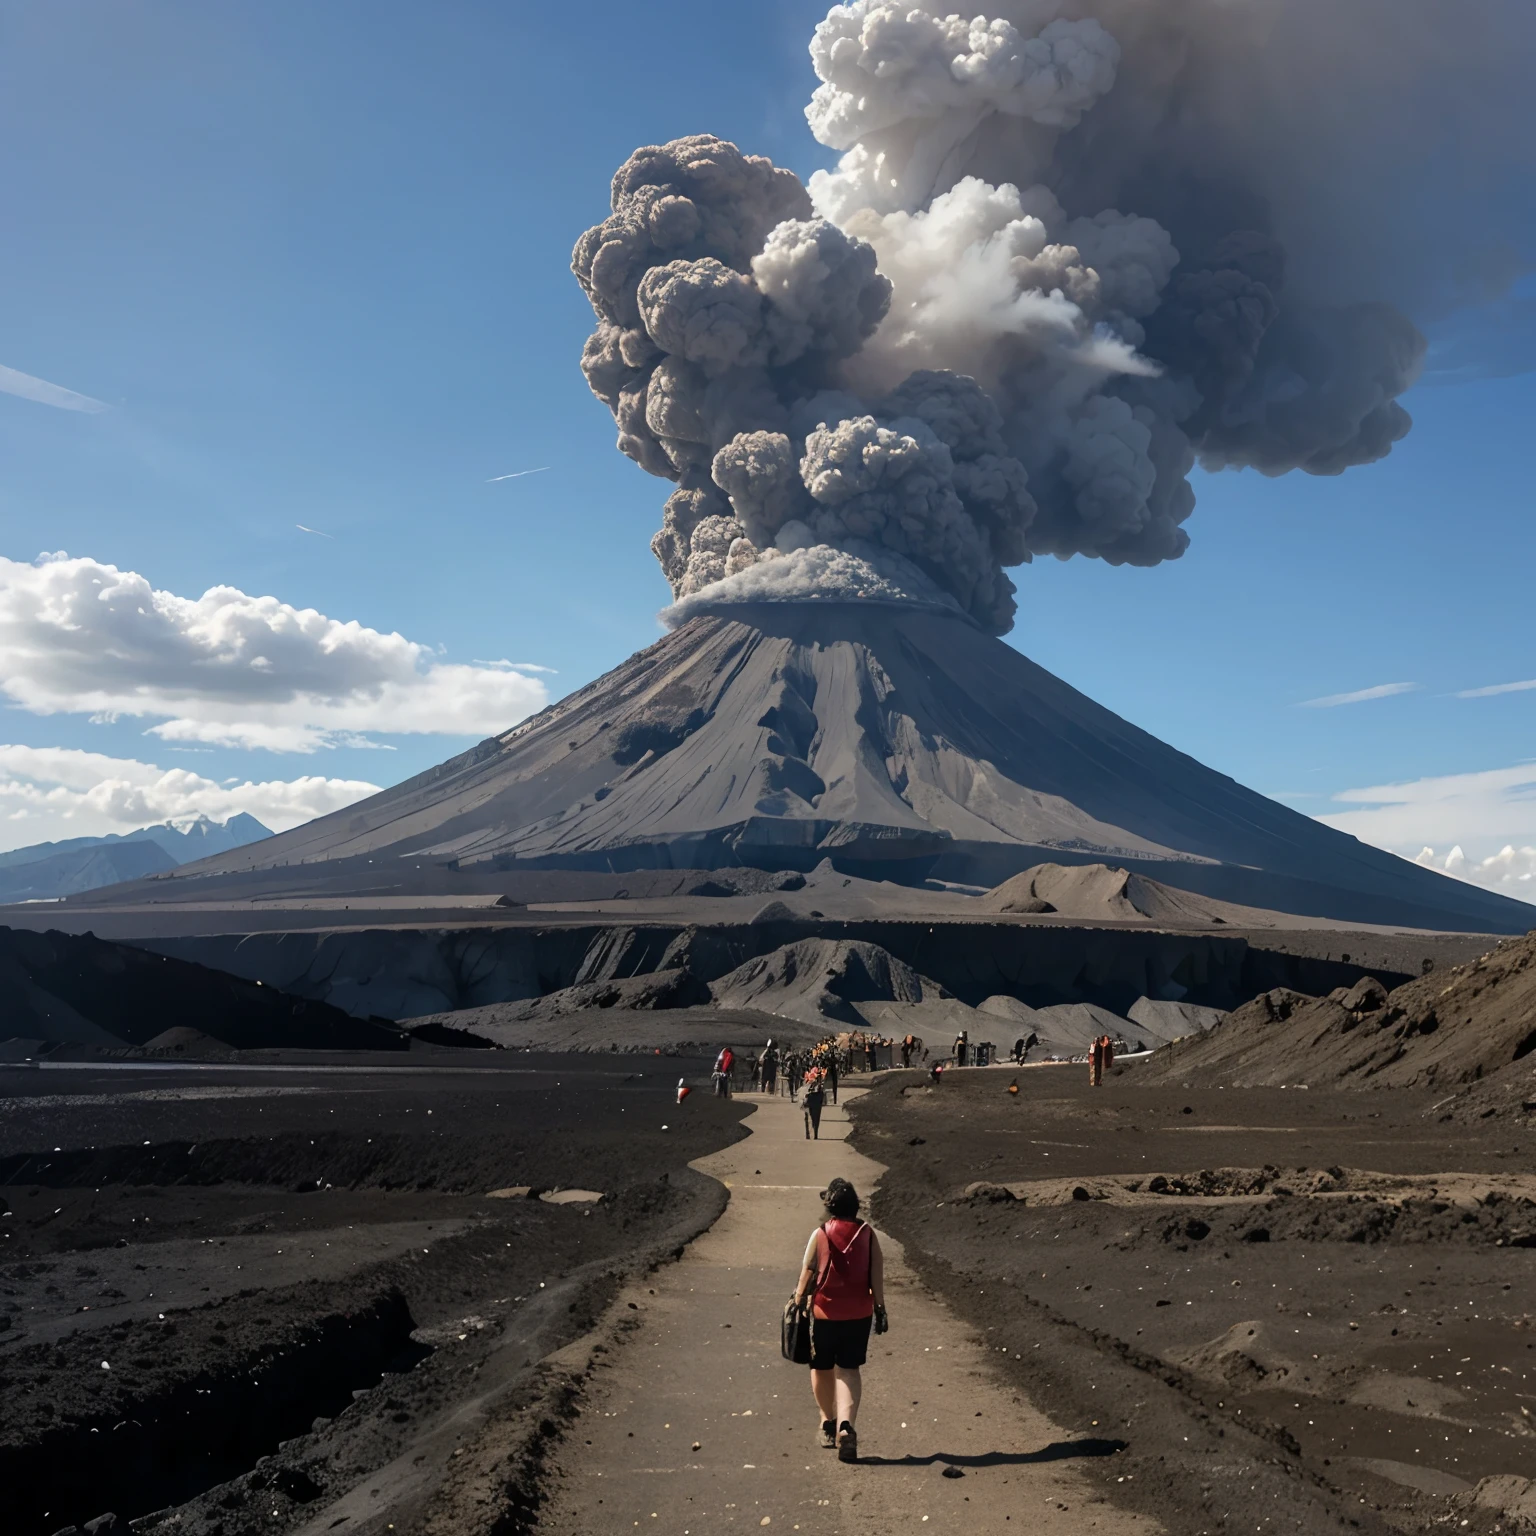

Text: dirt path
xmin=538 ymin=1087 xmax=1160 ymax=1535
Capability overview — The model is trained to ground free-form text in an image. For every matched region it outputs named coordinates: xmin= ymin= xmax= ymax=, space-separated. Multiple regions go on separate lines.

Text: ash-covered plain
xmin=848 ymin=932 xmax=1536 ymax=1535
xmin=0 ymin=1052 xmax=747 ymax=1536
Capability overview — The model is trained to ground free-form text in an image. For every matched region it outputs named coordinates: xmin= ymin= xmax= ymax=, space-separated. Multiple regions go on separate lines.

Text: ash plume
xmin=574 ymin=2 xmax=1534 ymax=634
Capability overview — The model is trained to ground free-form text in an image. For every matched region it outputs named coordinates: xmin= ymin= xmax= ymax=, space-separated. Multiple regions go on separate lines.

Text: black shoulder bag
xmin=782 ymin=1225 xmax=829 ymax=1364
xmin=781 ymin=1295 xmax=813 ymax=1364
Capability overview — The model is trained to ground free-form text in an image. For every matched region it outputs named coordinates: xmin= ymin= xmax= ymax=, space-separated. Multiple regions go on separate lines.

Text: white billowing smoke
xmin=574 ymin=0 xmax=1534 ymax=634
xmin=1416 ymin=846 xmax=1536 ymax=905
xmin=804 ymin=9 xmax=1120 ymax=222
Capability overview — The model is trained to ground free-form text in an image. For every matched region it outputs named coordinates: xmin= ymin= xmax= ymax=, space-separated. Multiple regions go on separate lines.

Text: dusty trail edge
xmin=507 ymin=1088 xmax=1162 ymax=1536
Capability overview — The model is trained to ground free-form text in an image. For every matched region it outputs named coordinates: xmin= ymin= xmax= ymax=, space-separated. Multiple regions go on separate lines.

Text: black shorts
xmin=809 ymin=1314 xmax=872 ymax=1371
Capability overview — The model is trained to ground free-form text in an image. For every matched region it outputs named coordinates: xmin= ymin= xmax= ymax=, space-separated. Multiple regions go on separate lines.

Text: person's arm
xmin=792 ymin=1230 xmax=819 ymax=1308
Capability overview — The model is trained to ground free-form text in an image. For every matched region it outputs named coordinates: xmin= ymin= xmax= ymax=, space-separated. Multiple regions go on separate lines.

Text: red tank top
xmin=811 ymin=1219 xmax=873 ymax=1321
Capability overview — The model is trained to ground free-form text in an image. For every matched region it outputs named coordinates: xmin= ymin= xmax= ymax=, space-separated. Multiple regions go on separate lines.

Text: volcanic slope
xmin=1137 ymin=928 xmax=1536 ymax=1100
xmin=978 ymin=859 xmax=1281 ymax=925
xmin=0 ymin=926 xmax=402 ymax=1051
xmin=147 ymin=602 xmax=1525 ymax=932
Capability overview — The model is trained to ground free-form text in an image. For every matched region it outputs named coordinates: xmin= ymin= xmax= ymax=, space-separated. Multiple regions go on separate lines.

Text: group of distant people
xmin=706 ymin=1032 xmax=940 ymax=1139
xmin=718 ymin=1026 xmax=1117 ymax=1091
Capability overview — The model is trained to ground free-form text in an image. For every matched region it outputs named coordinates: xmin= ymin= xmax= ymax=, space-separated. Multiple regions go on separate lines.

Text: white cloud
xmin=1299 ymin=682 xmax=1418 ymax=709
xmin=1318 ymin=762 xmax=1536 ymax=845
xmin=1316 ymin=760 xmax=1536 ymax=907
xmin=0 ymin=553 xmax=550 ymax=752
xmin=1414 ymin=844 xmax=1536 ymax=900
xmin=1458 ymin=678 xmax=1536 ymax=699
xmin=0 ymin=362 xmax=108 ymax=413
xmin=0 ymin=743 xmax=379 ymax=850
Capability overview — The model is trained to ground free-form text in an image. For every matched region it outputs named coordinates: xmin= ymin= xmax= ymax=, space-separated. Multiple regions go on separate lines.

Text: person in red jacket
xmin=713 ymin=1046 xmax=735 ymax=1098
xmin=790 ymin=1178 xmax=887 ymax=1462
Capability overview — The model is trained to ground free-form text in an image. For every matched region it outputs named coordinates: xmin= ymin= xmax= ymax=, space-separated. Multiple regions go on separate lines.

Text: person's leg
xmin=810 ymin=1102 xmax=822 ymax=1138
xmin=833 ymin=1366 xmax=863 ymax=1425
xmin=811 ymin=1369 xmax=837 ymax=1426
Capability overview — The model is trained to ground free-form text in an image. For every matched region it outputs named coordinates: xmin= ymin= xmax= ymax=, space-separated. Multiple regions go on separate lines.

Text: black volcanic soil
xmin=0 ymin=1050 xmax=748 ymax=1536
xmin=0 ymin=923 xmax=403 ymax=1050
xmin=850 ymin=1065 xmax=1536 ymax=1536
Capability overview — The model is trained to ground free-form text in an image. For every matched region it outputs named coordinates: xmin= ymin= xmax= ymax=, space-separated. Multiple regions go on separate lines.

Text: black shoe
xmin=837 ymin=1420 xmax=858 ymax=1462
xmin=819 ymin=1419 xmax=836 ymax=1449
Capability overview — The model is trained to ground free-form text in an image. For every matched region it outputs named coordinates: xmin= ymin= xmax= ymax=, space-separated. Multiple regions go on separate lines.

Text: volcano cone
xmin=174 ymin=603 xmax=1526 ymax=933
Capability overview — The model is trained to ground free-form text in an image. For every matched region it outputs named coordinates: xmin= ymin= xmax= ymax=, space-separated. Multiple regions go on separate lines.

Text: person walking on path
xmin=790 ymin=1177 xmax=887 ymax=1463
xmin=803 ymin=1073 xmax=825 ymax=1140
xmin=825 ymin=1052 xmax=838 ymax=1105
xmin=761 ymin=1042 xmax=778 ymax=1096
xmin=712 ymin=1045 xmax=735 ymax=1098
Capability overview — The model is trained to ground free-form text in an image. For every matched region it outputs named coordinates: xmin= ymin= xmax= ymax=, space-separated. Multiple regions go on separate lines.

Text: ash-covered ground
xmin=850 ymin=1065 xmax=1536 ymax=1534
xmin=0 ymin=1050 xmax=748 ymax=1535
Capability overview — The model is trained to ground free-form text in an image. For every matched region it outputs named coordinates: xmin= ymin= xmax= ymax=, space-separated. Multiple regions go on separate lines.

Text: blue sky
xmin=0 ymin=2 xmax=1531 ymax=899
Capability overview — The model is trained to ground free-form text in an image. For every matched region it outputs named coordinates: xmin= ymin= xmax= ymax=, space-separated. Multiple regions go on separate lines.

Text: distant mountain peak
xmin=0 ymin=811 xmax=274 ymax=899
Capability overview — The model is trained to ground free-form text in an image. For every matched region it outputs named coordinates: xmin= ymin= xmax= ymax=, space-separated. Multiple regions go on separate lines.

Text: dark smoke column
xmin=572 ymin=135 xmax=1037 ymax=634
xmin=573 ymin=3 xmax=1532 ymax=633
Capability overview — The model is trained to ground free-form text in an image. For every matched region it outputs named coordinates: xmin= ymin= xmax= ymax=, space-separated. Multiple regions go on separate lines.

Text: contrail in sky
xmin=1300 ymin=682 xmax=1418 ymax=709
xmin=296 ymin=524 xmax=335 ymax=539
xmin=487 ymin=467 xmax=551 ymax=482
xmin=0 ymin=362 xmax=108 ymax=413
xmin=1458 ymin=678 xmax=1536 ymax=698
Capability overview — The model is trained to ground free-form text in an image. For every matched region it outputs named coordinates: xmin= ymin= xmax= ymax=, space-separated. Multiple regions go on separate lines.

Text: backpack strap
xmin=812 ymin=1223 xmax=832 ymax=1292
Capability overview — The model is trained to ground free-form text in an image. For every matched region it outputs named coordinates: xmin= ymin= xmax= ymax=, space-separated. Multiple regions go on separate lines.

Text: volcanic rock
xmin=1127 ymin=998 xmax=1226 ymax=1044
xmin=1470 ymin=1475 xmax=1536 ymax=1526
xmin=1139 ymin=929 xmax=1536 ymax=1092
xmin=708 ymin=937 xmax=933 ymax=1027
xmin=976 ymin=994 xmax=1046 ymax=1028
xmin=1030 ymin=1001 xmax=1136 ymax=1056
xmin=979 ymin=861 xmax=1258 ymax=925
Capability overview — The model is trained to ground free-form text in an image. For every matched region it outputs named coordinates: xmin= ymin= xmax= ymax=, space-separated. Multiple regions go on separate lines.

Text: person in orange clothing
xmin=1089 ymin=1035 xmax=1104 ymax=1088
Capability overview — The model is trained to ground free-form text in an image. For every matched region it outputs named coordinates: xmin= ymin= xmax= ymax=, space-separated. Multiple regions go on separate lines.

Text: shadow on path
xmin=859 ymin=1437 xmax=1128 ymax=1469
